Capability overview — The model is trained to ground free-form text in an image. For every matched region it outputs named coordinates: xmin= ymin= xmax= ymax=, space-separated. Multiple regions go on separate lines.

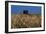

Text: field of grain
xmin=11 ymin=14 xmax=41 ymax=28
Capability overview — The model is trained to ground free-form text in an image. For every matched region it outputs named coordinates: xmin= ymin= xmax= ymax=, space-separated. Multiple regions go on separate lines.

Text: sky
xmin=11 ymin=5 xmax=41 ymax=14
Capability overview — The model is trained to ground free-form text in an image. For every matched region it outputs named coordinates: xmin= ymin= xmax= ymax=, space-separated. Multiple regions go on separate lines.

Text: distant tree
xmin=23 ymin=10 xmax=28 ymax=14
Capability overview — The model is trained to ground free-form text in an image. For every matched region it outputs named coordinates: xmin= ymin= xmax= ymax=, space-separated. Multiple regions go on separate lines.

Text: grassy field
xmin=11 ymin=14 xmax=41 ymax=28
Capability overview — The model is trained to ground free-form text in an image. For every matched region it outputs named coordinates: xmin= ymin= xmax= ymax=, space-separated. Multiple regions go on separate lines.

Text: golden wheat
xmin=11 ymin=14 xmax=41 ymax=28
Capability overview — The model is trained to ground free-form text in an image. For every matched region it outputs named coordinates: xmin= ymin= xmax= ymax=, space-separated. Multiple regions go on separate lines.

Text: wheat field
xmin=11 ymin=14 xmax=41 ymax=28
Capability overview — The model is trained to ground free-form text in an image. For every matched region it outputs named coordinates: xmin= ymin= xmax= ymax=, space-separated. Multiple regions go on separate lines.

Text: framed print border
xmin=5 ymin=1 xmax=45 ymax=33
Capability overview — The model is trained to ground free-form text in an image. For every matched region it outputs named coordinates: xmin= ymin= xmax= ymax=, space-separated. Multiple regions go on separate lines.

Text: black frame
xmin=5 ymin=1 xmax=45 ymax=33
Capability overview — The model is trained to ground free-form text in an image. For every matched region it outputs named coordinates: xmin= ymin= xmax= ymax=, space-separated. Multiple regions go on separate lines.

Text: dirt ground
xmin=11 ymin=14 xmax=41 ymax=28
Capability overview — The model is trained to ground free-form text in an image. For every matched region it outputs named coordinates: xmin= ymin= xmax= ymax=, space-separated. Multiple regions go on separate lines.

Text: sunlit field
xmin=11 ymin=14 xmax=41 ymax=28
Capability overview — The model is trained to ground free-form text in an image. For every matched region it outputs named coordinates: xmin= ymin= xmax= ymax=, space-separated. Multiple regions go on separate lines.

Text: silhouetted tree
xmin=23 ymin=10 xmax=28 ymax=14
